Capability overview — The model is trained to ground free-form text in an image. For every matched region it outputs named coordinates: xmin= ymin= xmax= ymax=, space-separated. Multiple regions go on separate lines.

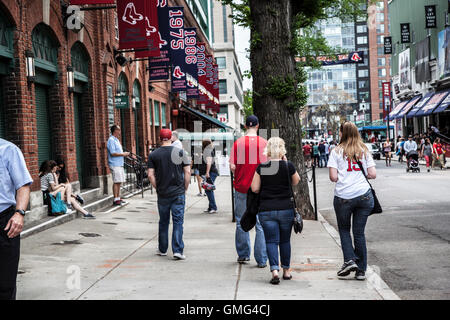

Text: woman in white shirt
xmin=327 ymin=122 xmax=376 ymax=281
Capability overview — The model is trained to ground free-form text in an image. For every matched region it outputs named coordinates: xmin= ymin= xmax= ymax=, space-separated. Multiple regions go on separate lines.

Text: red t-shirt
xmin=303 ymin=144 xmax=312 ymax=156
xmin=230 ymin=135 xmax=267 ymax=193
xmin=434 ymin=143 xmax=443 ymax=155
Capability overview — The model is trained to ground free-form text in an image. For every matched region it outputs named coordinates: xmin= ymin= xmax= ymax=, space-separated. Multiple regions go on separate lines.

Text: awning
xmin=407 ymin=92 xmax=433 ymax=118
xmin=181 ymin=105 xmax=232 ymax=129
xmin=387 ymin=99 xmax=410 ymax=119
xmin=178 ymin=131 xmax=235 ymax=141
xmin=358 ymin=125 xmax=393 ymax=131
xmin=433 ymin=90 xmax=450 ymax=114
xmin=415 ymin=90 xmax=450 ymax=117
xmin=395 ymin=95 xmax=422 ymax=119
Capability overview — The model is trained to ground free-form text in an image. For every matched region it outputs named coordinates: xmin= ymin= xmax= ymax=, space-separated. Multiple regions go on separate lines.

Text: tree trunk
xmin=249 ymin=0 xmax=315 ymax=219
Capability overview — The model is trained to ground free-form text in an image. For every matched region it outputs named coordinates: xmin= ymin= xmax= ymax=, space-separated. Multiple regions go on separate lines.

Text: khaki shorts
xmin=110 ymin=166 xmax=125 ymax=183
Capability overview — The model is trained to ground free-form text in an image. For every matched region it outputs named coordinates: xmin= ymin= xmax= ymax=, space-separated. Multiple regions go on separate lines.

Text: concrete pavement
xmin=17 ymin=176 xmax=398 ymax=300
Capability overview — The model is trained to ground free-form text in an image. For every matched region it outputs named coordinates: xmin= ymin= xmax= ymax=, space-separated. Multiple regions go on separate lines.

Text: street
xmin=314 ymin=160 xmax=450 ymax=299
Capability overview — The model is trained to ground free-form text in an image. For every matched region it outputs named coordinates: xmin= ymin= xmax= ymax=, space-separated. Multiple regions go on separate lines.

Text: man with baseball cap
xmin=229 ymin=115 xmax=268 ymax=267
xmin=147 ymin=129 xmax=191 ymax=260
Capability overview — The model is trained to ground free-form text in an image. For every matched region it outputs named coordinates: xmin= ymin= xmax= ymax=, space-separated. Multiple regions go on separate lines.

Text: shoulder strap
xmin=356 ymin=159 xmax=374 ymax=190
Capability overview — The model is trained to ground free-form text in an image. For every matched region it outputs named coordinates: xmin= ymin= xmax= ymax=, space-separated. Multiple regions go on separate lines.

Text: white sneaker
xmin=156 ymin=249 xmax=167 ymax=256
xmin=173 ymin=253 xmax=186 ymax=260
xmin=203 ymin=208 xmax=211 ymax=213
xmin=208 ymin=209 xmax=217 ymax=214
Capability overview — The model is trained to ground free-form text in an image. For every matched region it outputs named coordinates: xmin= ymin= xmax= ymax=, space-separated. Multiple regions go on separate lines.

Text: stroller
xmin=406 ymin=150 xmax=420 ymax=173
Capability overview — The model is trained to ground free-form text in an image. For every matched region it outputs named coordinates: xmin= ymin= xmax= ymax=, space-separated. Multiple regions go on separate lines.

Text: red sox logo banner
xmin=185 ymin=27 xmax=199 ymax=99
xmin=69 ymin=1 xmax=115 ymax=4
xmin=168 ymin=7 xmax=187 ymax=92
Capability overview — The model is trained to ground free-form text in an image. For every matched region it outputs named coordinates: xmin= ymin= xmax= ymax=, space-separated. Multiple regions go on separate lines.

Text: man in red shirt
xmin=230 ymin=115 xmax=268 ymax=267
xmin=302 ymin=142 xmax=312 ymax=168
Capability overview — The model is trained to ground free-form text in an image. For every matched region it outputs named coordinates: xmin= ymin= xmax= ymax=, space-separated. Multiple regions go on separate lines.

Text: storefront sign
xmin=168 ymin=7 xmax=187 ymax=92
xmin=115 ymin=95 xmax=129 ymax=109
xmin=425 ymin=5 xmax=437 ymax=28
xmin=401 ymin=23 xmax=410 ymax=43
xmin=117 ymin=0 xmax=160 ymax=56
xmin=185 ymin=27 xmax=199 ymax=99
xmin=384 ymin=36 xmax=392 ymax=54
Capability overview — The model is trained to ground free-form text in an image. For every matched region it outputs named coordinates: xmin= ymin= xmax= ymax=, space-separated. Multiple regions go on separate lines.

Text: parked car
xmin=365 ymin=143 xmax=381 ymax=160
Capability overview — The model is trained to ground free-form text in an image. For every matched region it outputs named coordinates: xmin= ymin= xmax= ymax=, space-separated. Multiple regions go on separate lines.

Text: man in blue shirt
xmin=0 ymin=138 xmax=33 ymax=300
xmin=107 ymin=125 xmax=130 ymax=206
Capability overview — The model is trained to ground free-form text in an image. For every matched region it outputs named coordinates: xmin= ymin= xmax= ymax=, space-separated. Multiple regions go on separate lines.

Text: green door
xmin=120 ymin=109 xmax=126 ymax=148
xmin=134 ymin=102 xmax=140 ymax=156
xmin=35 ymin=84 xmax=52 ymax=165
xmin=73 ymin=93 xmax=86 ymax=188
xmin=0 ymin=77 xmax=5 ymax=138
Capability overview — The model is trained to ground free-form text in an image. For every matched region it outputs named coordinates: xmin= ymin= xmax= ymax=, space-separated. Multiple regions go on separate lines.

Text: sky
xmin=234 ymin=24 xmax=252 ymax=92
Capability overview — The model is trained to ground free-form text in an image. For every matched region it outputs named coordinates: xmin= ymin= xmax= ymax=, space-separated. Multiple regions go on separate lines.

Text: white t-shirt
xmin=327 ymin=148 xmax=376 ymax=199
xmin=171 ymin=139 xmax=183 ymax=150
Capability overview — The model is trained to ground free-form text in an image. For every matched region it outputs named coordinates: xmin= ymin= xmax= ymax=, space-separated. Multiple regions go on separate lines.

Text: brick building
xmin=0 ymin=0 xmax=218 ymax=221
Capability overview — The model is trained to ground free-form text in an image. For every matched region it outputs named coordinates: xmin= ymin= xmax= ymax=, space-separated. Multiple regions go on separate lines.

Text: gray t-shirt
xmin=40 ymin=173 xmax=54 ymax=192
xmin=423 ymin=144 xmax=432 ymax=157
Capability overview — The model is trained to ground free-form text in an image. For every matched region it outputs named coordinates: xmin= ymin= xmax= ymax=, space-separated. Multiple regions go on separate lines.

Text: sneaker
xmin=113 ymin=200 xmax=121 ymax=206
xmin=355 ymin=270 xmax=366 ymax=280
xmin=156 ymin=249 xmax=167 ymax=256
xmin=66 ymin=202 xmax=73 ymax=210
xmin=76 ymin=194 xmax=85 ymax=204
xmin=208 ymin=209 xmax=217 ymax=214
xmin=337 ymin=260 xmax=358 ymax=277
xmin=203 ymin=208 xmax=211 ymax=213
xmin=257 ymin=264 xmax=267 ymax=268
xmin=173 ymin=253 xmax=186 ymax=260
xmin=119 ymin=199 xmax=127 ymax=205
xmin=237 ymin=257 xmax=250 ymax=264
xmin=82 ymin=213 xmax=96 ymax=219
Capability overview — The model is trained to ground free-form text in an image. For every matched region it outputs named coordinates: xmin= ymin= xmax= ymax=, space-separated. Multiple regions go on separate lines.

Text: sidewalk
xmin=17 ymin=176 xmax=399 ymax=300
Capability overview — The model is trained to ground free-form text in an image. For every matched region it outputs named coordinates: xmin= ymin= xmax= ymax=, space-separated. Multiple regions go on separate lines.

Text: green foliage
xmin=243 ymin=91 xmax=254 ymax=117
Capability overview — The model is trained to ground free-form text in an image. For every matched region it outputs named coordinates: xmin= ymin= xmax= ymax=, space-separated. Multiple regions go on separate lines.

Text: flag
xmin=185 ymin=27 xmax=198 ymax=99
xmin=205 ymin=54 xmax=214 ymax=108
xmin=168 ymin=7 xmax=187 ymax=92
xmin=197 ymin=42 xmax=208 ymax=105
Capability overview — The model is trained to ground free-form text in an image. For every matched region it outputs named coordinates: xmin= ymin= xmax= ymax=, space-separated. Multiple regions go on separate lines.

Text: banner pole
xmin=80 ymin=5 xmax=116 ymax=11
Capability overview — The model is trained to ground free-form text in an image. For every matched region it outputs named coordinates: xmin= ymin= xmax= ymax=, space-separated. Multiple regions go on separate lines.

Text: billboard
xmin=399 ymin=48 xmax=411 ymax=91
xmin=438 ymin=27 xmax=450 ymax=80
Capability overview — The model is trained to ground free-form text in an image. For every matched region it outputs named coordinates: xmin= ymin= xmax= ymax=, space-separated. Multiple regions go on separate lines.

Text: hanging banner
xmin=415 ymin=37 xmax=431 ymax=83
xmin=213 ymin=63 xmax=220 ymax=111
xmin=399 ymin=48 xmax=411 ymax=91
xmin=382 ymin=82 xmax=391 ymax=120
xmin=185 ymin=27 xmax=199 ymax=99
xmin=296 ymin=51 xmax=364 ymax=66
xmin=401 ymin=23 xmax=410 ymax=43
xmin=137 ymin=0 xmax=169 ymax=61
xmin=425 ymin=5 xmax=437 ymax=29
xmin=131 ymin=0 xmax=161 ymax=58
xmin=205 ymin=54 xmax=214 ymax=108
xmin=70 ymin=0 xmax=114 ymax=4
xmin=168 ymin=7 xmax=187 ymax=92
xmin=149 ymin=66 xmax=170 ymax=81
xmin=197 ymin=42 xmax=208 ymax=104
xmin=117 ymin=0 xmax=160 ymax=56
xmin=384 ymin=36 xmax=392 ymax=54
xmin=438 ymin=27 xmax=450 ymax=80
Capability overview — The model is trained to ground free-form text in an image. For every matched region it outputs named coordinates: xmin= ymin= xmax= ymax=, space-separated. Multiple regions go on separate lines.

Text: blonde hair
xmin=264 ymin=137 xmax=287 ymax=159
xmin=336 ymin=121 xmax=369 ymax=161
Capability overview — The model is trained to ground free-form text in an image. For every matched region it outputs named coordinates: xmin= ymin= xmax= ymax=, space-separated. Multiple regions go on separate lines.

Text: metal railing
xmin=122 ymin=150 xmax=152 ymax=198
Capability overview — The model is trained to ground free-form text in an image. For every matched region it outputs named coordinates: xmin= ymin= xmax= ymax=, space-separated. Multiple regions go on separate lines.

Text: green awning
xmin=181 ymin=105 xmax=232 ymax=129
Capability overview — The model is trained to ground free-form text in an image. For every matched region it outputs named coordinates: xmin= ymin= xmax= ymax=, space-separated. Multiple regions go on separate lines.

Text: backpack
xmin=49 ymin=192 xmax=67 ymax=215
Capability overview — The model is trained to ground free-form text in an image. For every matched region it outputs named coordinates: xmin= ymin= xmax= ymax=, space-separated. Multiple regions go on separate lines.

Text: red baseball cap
xmin=160 ymin=129 xmax=172 ymax=141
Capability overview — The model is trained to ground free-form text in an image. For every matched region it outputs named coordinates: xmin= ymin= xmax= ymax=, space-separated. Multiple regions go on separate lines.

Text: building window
xmin=219 ymin=79 xmax=227 ymax=94
xmin=359 ymin=80 xmax=369 ymax=89
xmin=376 ymin=23 xmax=385 ymax=34
xmin=222 ymin=4 xmax=228 ymax=42
xmin=378 ymin=68 xmax=386 ymax=77
xmin=378 ymin=58 xmax=386 ymax=66
xmin=154 ymin=101 xmax=160 ymax=126
xmin=377 ymin=46 xmax=384 ymax=55
xmin=376 ymin=2 xmax=384 ymax=11
xmin=356 ymin=25 xmax=367 ymax=33
xmin=161 ymin=103 xmax=166 ymax=127
xmin=358 ymin=69 xmax=369 ymax=77
xmin=377 ymin=35 xmax=384 ymax=44
xmin=376 ymin=13 xmax=384 ymax=22
xmin=149 ymin=99 xmax=153 ymax=125
xmin=357 ymin=36 xmax=367 ymax=44
xmin=359 ymin=91 xmax=369 ymax=101
xmin=216 ymin=57 xmax=226 ymax=69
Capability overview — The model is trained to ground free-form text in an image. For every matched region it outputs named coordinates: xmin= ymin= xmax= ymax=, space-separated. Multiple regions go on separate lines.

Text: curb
xmin=316 ymin=210 xmax=401 ymax=300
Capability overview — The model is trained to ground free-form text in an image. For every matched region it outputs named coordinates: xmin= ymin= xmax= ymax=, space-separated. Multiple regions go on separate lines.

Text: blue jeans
xmin=319 ymin=154 xmax=327 ymax=167
xmin=258 ymin=209 xmax=294 ymax=271
xmin=234 ymin=191 xmax=267 ymax=266
xmin=205 ymin=172 xmax=218 ymax=211
xmin=333 ymin=190 xmax=374 ymax=271
xmin=157 ymin=194 xmax=186 ymax=254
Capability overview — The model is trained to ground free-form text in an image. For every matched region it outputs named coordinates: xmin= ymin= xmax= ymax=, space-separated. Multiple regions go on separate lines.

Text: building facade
xmin=0 ymin=0 xmax=218 ymax=223
xmin=211 ymin=0 xmax=244 ymax=131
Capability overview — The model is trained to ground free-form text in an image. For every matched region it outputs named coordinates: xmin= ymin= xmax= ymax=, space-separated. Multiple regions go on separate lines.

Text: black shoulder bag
xmin=357 ymin=161 xmax=382 ymax=215
xmin=285 ymin=161 xmax=303 ymax=234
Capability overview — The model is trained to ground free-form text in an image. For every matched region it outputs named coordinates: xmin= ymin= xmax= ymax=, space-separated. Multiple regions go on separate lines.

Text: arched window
xmin=32 ymin=23 xmax=58 ymax=66
xmin=71 ymin=41 xmax=90 ymax=79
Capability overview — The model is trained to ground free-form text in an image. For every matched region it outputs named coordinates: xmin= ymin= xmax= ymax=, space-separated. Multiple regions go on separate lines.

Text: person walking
xmin=324 ymin=140 xmax=330 ymax=163
xmin=171 ymin=130 xmax=183 ymax=150
xmin=312 ymin=142 xmax=320 ymax=167
xmin=0 ymin=138 xmax=33 ymax=300
xmin=404 ymin=135 xmax=418 ymax=170
xmin=432 ymin=138 xmax=445 ymax=170
xmin=302 ymin=142 xmax=312 ymax=168
xmin=192 ymin=151 xmax=205 ymax=197
xmin=318 ymin=141 xmax=326 ymax=168
xmin=396 ymin=138 xmax=405 ymax=163
xmin=251 ymin=137 xmax=300 ymax=284
xmin=383 ymin=138 xmax=392 ymax=166
xmin=147 ymin=129 xmax=191 ymax=260
xmin=422 ymin=138 xmax=433 ymax=172
xmin=199 ymin=139 xmax=219 ymax=213
xmin=107 ymin=125 xmax=130 ymax=206
xmin=327 ymin=122 xmax=376 ymax=280
xmin=229 ymin=115 xmax=268 ymax=268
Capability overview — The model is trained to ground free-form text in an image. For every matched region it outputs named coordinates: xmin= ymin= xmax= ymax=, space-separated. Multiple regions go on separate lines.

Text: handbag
xmin=357 ymin=161 xmax=382 ymax=215
xmin=285 ymin=161 xmax=303 ymax=234
xmin=50 ymin=192 xmax=67 ymax=215
xmin=240 ymin=189 xmax=259 ymax=232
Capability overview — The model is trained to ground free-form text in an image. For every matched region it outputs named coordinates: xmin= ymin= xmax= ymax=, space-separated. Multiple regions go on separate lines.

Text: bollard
xmin=312 ymin=165 xmax=318 ymax=221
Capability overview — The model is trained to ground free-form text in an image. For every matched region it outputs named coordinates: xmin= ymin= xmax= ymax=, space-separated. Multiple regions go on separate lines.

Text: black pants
xmin=0 ymin=207 xmax=20 ymax=300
